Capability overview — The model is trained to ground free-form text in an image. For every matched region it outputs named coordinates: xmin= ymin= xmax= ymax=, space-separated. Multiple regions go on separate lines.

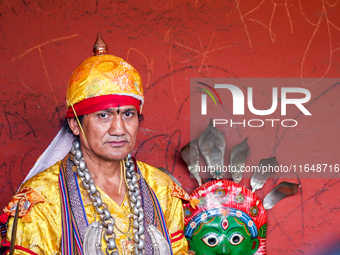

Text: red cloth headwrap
xmin=66 ymin=95 xmax=141 ymax=117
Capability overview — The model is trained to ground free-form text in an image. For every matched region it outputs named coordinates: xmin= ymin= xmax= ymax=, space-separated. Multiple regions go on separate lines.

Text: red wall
xmin=0 ymin=0 xmax=339 ymax=254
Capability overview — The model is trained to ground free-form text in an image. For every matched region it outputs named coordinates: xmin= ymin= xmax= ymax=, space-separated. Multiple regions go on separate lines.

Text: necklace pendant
xmin=146 ymin=225 xmax=171 ymax=255
xmin=83 ymin=221 xmax=105 ymax=255
xmin=121 ymin=239 xmax=135 ymax=255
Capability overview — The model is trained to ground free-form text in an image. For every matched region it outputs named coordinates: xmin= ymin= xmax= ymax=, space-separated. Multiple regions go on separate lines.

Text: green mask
xmin=183 ymin=180 xmax=267 ymax=255
xmin=187 ymin=216 xmax=259 ymax=255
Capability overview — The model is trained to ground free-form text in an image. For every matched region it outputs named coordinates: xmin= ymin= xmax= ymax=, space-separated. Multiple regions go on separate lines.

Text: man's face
xmin=71 ymin=105 xmax=139 ymax=162
xmin=188 ymin=216 xmax=259 ymax=255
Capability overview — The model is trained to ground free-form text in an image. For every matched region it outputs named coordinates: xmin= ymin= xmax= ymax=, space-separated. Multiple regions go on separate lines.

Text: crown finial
xmin=93 ymin=34 xmax=108 ymax=55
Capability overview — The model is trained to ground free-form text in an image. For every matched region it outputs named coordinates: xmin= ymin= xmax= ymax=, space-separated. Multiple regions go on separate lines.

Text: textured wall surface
xmin=0 ymin=0 xmax=339 ymax=254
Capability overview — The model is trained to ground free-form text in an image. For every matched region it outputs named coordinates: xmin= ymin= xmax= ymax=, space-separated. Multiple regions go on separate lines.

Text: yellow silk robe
xmin=6 ymin=160 xmax=188 ymax=254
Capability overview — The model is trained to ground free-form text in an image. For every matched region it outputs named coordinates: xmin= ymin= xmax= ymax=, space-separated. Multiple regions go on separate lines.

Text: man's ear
xmin=67 ymin=118 xmax=80 ymax=136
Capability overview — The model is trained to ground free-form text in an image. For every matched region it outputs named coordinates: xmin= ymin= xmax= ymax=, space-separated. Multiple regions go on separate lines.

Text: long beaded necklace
xmin=71 ymin=139 xmax=145 ymax=255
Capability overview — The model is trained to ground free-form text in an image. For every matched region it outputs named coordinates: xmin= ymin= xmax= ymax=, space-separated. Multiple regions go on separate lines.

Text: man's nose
xmin=109 ymin=115 xmax=126 ymax=135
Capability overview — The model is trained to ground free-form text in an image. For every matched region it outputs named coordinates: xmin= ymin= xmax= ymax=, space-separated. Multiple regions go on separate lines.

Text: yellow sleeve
xmin=5 ymin=164 xmax=62 ymax=255
xmin=166 ymin=195 xmax=189 ymax=255
xmin=6 ymin=202 xmax=62 ymax=255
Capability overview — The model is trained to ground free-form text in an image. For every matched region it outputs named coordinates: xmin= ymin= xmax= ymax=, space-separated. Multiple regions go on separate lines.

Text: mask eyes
xmin=229 ymin=233 xmax=245 ymax=245
xmin=201 ymin=233 xmax=220 ymax=247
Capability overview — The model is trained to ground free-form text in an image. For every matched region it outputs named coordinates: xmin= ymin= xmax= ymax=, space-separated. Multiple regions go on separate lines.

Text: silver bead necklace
xmin=71 ymin=139 xmax=145 ymax=255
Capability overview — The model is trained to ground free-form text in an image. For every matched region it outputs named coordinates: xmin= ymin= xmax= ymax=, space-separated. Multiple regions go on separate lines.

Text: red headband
xmin=66 ymin=95 xmax=141 ymax=118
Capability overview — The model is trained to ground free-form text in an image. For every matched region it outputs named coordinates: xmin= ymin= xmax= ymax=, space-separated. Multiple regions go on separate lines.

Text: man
xmin=1 ymin=35 xmax=189 ymax=254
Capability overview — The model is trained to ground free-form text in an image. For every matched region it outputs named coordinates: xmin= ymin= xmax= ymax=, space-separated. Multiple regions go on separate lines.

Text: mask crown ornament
xmin=93 ymin=34 xmax=108 ymax=55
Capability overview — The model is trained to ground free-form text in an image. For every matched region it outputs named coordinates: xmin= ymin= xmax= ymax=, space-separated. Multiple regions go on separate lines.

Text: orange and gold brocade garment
xmin=4 ymin=157 xmax=188 ymax=254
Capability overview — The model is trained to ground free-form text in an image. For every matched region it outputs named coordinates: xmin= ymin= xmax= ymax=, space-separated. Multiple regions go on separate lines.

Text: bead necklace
xmin=71 ymin=139 xmax=145 ymax=255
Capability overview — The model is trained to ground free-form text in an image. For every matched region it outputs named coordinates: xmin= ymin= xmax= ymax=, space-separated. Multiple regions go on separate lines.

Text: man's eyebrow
xmin=99 ymin=108 xmax=116 ymax=113
xmin=122 ymin=107 xmax=137 ymax=112
xmin=97 ymin=107 xmax=137 ymax=113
